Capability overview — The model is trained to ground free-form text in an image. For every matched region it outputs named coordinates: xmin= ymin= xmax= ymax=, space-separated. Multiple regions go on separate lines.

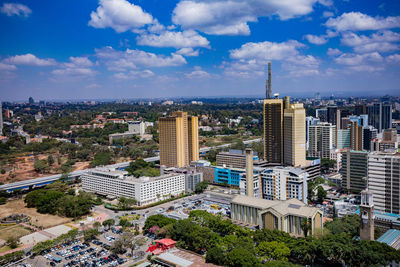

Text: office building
xmin=128 ymin=121 xmax=145 ymax=135
xmin=162 ymin=167 xmax=203 ymax=193
xmin=349 ymin=115 xmax=368 ymax=128
xmin=327 ymin=106 xmax=338 ymax=125
xmin=363 ymin=126 xmax=377 ymax=151
xmin=159 ymin=111 xmax=199 ymax=167
xmin=188 ymin=116 xmax=199 ymax=164
xmin=81 ymin=167 xmax=185 ymax=206
xmin=368 ymin=151 xmax=400 ymax=214
xmin=350 ymin=121 xmax=363 ymax=151
xmin=306 ymin=117 xmax=320 ymax=150
xmin=316 ymin=108 xmax=328 ymax=122
xmin=341 ymin=117 xmax=350 ymax=130
xmin=231 ymin=195 xmax=323 ymax=236
xmin=354 ymin=104 xmax=367 ymax=115
xmin=367 ymin=103 xmax=392 ymax=132
xmin=263 ymin=99 xmax=283 ymax=164
xmin=214 ymin=166 xmax=245 ymax=186
xmin=303 ymin=158 xmax=321 ymax=180
xmin=337 ymin=129 xmax=351 ymax=149
xmin=284 ymin=102 xmax=306 ymax=167
xmin=371 ymin=138 xmax=398 ymax=152
xmin=308 ymin=122 xmax=336 ymax=159
xmin=341 ymin=150 xmax=368 ymax=193
xmin=109 ymin=121 xmax=152 ymax=144
xmin=216 ymin=149 xmax=267 ymax=169
xmin=383 ymin=128 xmax=398 ymax=142
xmin=261 ymin=166 xmax=308 ymax=204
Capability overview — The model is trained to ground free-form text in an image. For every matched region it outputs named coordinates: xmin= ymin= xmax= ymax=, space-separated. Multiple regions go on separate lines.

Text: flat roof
xmin=156 ymin=252 xmax=193 ymax=267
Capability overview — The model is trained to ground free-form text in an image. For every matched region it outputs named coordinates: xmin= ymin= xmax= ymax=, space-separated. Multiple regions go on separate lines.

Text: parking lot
xmin=20 ymin=238 xmax=128 ymax=267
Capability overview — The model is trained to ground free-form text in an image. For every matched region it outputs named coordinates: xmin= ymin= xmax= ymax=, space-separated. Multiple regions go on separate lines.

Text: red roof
xmin=156 ymin=239 xmax=176 ymax=246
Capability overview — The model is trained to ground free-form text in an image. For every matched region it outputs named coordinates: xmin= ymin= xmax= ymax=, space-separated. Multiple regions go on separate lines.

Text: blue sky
xmin=1 ymin=0 xmax=400 ymax=101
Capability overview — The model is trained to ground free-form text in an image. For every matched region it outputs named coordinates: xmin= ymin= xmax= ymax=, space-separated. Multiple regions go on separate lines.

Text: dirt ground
xmin=0 ymin=224 xmax=32 ymax=241
xmin=0 ymin=154 xmax=90 ymax=184
xmin=0 ymin=199 xmax=72 ymax=229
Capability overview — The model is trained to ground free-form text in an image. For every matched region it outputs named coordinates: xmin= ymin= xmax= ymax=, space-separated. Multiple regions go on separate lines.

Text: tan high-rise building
xmin=263 ymin=99 xmax=283 ymax=164
xmin=188 ymin=116 xmax=199 ymax=163
xmin=350 ymin=121 xmax=363 ymax=151
xmin=284 ymin=103 xmax=306 ymax=167
xmin=159 ymin=111 xmax=198 ymax=167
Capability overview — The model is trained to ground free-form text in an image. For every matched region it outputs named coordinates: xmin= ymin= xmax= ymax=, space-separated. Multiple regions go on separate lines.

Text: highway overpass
xmin=0 ymin=138 xmax=262 ymax=192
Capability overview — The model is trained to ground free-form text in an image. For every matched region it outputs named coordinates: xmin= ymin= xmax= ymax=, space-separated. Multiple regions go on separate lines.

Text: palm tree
xmin=301 ymin=218 xmax=312 ymax=238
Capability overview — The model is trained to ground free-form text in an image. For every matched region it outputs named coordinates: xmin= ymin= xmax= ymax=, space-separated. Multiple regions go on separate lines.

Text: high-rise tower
xmin=263 ymin=99 xmax=283 ymax=164
xmin=266 ymin=62 xmax=272 ymax=99
xmin=159 ymin=111 xmax=199 ymax=167
xmin=284 ymin=103 xmax=306 ymax=167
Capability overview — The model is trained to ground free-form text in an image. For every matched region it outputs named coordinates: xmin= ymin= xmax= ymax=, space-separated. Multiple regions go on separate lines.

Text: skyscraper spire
xmin=266 ymin=61 xmax=272 ymax=99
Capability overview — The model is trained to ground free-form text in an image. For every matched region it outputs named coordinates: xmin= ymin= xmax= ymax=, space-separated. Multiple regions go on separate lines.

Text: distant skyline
xmin=1 ymin=0 xmax=400 ymax=100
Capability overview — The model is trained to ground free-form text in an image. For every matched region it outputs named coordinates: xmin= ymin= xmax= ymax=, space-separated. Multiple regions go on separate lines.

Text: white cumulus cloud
xmin=327 ymin=48 xmax=342 ymax=56
xmin=172 ymin=0 xmax=325 ymax=36
xmin=176 ymin=48 xmax=199 ymax=57
xmin=326 ymin=12 xmax=400 ymax=31
xmin=304 ymin=34 xmax=328 ymax=45
xmin=3 ymin=54 xmax=56 ymax=66
xmin=225 ymin=40 xmax=319 ymax=77
xmin=136 ymin=30 xmax=210 ymax=48
xmin=1 ymin=3 xmax=31 ymax=17
xmin=52 ymin=57 xmax=96 ymax=77
xmin=95 ymin=47 xmax=187 ymax=71
xmin=89 ymin=0 xmax=154 ymax=33
xmin=341 ymin=31 xmax=400 ymax=53
xmin=386 ymin=54 xmax=400 ymax=64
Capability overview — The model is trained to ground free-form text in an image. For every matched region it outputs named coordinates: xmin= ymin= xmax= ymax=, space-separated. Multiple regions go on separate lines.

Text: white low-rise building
xmin=81 ymin=167 xmax=185 ymax=206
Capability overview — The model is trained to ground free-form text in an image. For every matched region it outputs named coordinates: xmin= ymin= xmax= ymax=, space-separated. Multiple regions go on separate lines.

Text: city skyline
xmin=1 ymin=0 xmax=400 ymax=101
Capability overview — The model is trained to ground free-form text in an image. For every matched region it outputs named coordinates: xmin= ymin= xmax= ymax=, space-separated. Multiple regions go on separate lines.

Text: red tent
xmin=147 ymin=238 xmax=176 ymax=254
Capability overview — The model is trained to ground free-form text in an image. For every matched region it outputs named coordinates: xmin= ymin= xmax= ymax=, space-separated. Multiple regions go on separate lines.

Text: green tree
xmin=90 ymin=151 xmax=111 ymax=167
xmin=34 ymin=159 xmax=49 ymax=173
xmin=226 ymin=248 xmax=259 ymax=267
xmin=117 ymin=196 xmax=137 ymax=209
xmin=103 ymin=219 xmax=115 ymax=229
xmin=47 ymin=155 xmax=55 ymax=166
xmin=256 ymin=241 xmax=290 ymax=262
xmin=144 ymin=215 xmax=176 ymax=233
xmin=301 ymin=218 xmax=312 ymax=238
xmin=83 ymin=228 xmax=100 ymax=242
xmin=6 ymin=236 xmax=19 ymax=249
xmin=195 ymin=181 xmax=209 ymax=194
xmin=324 ymin=214 xmax=360 ymax=238
xmin=206 ymin=246 xmax=225 ymax=265
xmin=317 ymin=186 xmax=327 ymax=203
